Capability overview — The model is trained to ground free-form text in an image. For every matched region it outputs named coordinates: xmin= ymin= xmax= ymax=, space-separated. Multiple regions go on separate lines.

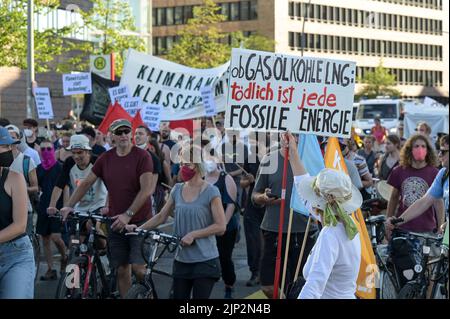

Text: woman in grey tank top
xmin=127 ymin=145 xmax=226 ymax=299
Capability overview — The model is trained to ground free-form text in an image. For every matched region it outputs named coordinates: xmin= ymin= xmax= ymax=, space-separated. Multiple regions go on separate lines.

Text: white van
xmin=354 ymin=98 xmax=404 ymax=136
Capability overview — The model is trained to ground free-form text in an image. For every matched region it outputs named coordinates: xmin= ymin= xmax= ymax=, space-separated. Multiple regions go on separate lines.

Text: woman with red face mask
xmin=126 ymin=145 xmax=226 ymax=299
xmin=386 ymin=134 xmax=443 ymax=236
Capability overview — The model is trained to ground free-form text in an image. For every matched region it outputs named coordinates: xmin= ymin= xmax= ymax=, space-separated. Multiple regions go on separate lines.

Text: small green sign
xmin=94 ymin=57 xmax=107 ymax=70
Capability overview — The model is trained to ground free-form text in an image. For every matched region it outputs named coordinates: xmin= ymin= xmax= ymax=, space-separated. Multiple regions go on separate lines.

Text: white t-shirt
xmin=23 ymin=147 xmax=41 ymax=166
xmin=10 ymin=153 xmax=36 ymax=212
xmin=294 ymin=174 xmax=361 ymax=299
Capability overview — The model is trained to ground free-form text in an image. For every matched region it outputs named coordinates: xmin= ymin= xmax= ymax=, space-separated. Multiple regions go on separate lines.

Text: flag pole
xmin=273 ymin=138 xmax=289 ymax=299
xmin=280 ymin=208 xmax=294 ymax=298
xmin=293 ymin=215 xmax=312 ymax=282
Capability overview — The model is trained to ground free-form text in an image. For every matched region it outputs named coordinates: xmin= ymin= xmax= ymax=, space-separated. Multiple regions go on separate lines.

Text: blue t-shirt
xmin=427 ymin=168 xmax=449 ymax=218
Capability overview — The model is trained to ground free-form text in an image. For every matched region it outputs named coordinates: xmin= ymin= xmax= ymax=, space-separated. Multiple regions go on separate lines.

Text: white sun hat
xmin=297 ymin=168 xmax=362 ymax=215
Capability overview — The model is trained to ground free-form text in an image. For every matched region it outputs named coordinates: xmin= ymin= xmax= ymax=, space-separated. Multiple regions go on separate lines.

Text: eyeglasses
xmin=438 ymin=149 xmax=449 ymax=156
xmin=114 ymin=128 xmax=131 ymax=136
xmin=41 ymin=147 xmax=53 ymax=151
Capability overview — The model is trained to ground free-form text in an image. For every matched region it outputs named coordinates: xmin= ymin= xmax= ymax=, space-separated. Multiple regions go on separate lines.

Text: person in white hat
xmin=285 ymin=132 xmax=362 ymax=299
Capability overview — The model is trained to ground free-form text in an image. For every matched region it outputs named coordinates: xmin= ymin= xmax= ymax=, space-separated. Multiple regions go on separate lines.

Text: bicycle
xmin=124 ymin=229 xmax=179 ymax=299
xmin=365 ymin=214 xmax=401 ymax=299
xmin=396 ymin=230 xmax=443 ymax=299
xmin=429 ymin=236 xmax=448 ymax=299
xmin=52 ymin=211 xmax=118 ymax=299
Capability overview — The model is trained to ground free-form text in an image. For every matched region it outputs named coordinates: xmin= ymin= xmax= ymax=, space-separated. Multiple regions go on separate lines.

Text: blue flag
xmin=290 ymin=134 xmax=325 ymax=216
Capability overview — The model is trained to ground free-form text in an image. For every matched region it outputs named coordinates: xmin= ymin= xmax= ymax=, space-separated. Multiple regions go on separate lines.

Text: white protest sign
xmin=109 ymin=85 xmax=130 ymax=104
xmin=122 ymin=97 xmax=142 ymax=117
xmin=34 ymin=87 xmax=54 ymax=119
xmin=201 ymin=86 xmax=217 ymax=117
xmin=142 ymin=104 xmax=161 ymax=132
xmin=63 ymin=72 xmax=92 ymax=95
xmin=225 ymin=49 xmax=356 ymax=138
xmin=120 ymin=49 xmax=229 ymax=120
xmin=90 ymin=55 xmax=112 ymax=80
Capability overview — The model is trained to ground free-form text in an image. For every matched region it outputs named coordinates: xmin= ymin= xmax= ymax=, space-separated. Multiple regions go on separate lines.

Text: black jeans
xmin=173 ymin=277 xmax=216 ymax=299
xmin=216 ymin=228 xmax=238 ymax=287
xmin=243 ymin=211 xmax=264 ymax=275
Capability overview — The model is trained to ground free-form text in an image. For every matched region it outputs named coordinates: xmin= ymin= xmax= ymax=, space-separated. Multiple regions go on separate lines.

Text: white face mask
xmin=24 ymin=129 xmax=33 ymax=137
xmin=204 ymin=160 xmax=218 ymax=173
xmin=137 ymin=143 xmax=147 ymax=150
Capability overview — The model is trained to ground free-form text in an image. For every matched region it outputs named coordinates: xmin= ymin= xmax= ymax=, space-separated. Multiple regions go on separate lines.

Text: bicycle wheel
xmin=398 ymin=282 xmax=423 ymax=299
xmin=379 ymin=270 xmax=398 ymax=299
xmin=56 ymin=269 xmax=81 ymax=299
xmin=430 ymin=257 xmax=448 ymax=299
xmin=125 ymin=284 xmax=154 ymax=299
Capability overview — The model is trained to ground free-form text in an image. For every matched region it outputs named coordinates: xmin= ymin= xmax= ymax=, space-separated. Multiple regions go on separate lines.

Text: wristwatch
xmin=125 ymin=209 xmax=135 ymax=218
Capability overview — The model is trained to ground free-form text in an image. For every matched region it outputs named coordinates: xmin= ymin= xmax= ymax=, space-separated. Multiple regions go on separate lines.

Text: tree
xmin=165 ymin=0 xmax=275 ymax=68
xmin=0 ymin=0 xmax=82 ymax=72
xmin=356 ymin=62 xmax=402 ymax=99
xmin=231 ymin=32 xmax=275 ymax=53
xmin=165 ymin=0 xmax=229 ymax=68
xmin=79 ymin=0 xmax=146 ymax=76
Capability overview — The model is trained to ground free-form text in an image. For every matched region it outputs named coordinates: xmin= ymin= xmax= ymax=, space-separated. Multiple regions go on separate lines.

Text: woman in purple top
xmin=386 ymin=134 xmax=444 ymax=235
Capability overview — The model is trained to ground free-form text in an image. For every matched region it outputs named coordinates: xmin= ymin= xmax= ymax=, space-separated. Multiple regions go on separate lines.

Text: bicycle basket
xmin=389 ymin=231 xmax=422 ymax=282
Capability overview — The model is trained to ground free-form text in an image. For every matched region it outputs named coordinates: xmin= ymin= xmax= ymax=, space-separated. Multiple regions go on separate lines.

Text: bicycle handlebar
xmin=49 ymin=210 xmax=112 ymax=224
xmin=126 ymin=229 xmax=180 ymax=245
xmin=390 ymin=217 xmax=404 ymax=225
xmin=407 ymin=231 xmax=443 ymax=243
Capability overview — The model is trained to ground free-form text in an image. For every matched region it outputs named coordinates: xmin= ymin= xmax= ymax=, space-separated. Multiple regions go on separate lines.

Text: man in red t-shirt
xmin=60 ymin=119 xmax=154 ymax=297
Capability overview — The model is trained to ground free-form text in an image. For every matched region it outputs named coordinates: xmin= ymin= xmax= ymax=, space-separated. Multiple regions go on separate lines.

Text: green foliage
xmin=0 ymin=0 xmax=82 ymax=72
xmin=80 ymin=0 xmax=146 ymax=75
xmin=356 ymin=62 xmax=402 ymax=99
xmin=165 ymin=0 xmax=275 ymax=68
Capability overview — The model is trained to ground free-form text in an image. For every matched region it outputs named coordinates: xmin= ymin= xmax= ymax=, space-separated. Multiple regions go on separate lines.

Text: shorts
xmin=36 ymin=211 xmax=62 ymax=236
xmin=172 ymin=258 xmax=221 ymax=280
xmin=108 ymin=229 xmax=146 ymax=268
xmin=260 ymin=230 xmax=317 ymax=287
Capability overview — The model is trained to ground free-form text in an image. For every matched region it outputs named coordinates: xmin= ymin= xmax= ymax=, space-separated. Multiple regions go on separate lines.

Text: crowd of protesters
xmin=0 ymin=112 xmax=448 ymax=300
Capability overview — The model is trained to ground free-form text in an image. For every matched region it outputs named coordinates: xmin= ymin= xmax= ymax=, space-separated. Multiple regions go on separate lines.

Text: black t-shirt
xmin=148 ymin=150 xmax=167 ymax=185
xmin=56 ymin=155 xmax=98 ymax=190
xmin=37 ymin=163 xmax=63 ymax=214
xmin=27 ymin=136 xmax=45 ymax=149
xmin=92 ymin=144 xmax=106 ymax=156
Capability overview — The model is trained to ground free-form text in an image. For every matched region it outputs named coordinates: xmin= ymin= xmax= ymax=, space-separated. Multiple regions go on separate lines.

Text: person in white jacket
xmin=285 ymin=132 xmax=362 ymax=299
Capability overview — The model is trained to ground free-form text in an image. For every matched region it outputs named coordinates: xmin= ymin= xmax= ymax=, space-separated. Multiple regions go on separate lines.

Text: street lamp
xmin=26 ymin=0 xmax=35 ymax=119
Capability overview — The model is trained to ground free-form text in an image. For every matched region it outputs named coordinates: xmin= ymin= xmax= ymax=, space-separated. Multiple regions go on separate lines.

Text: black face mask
xmin=0 ymin=150 xmax=14 ymax=167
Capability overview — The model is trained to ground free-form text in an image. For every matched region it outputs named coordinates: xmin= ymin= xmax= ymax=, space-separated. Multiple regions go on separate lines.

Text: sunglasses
xmin=41 ymin=147 xmax=54 ymax=151
xmin=114 ymin=128 xmax=131 ymax=136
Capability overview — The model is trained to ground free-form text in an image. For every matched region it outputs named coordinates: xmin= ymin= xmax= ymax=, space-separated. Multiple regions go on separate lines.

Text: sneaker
xmin=246 ymin=274 xmax=260 ymax=287
xmin=224 ymin=287 xmax=234 ymax=299
xmin=40 ymin=269 xmax=57 ymax=281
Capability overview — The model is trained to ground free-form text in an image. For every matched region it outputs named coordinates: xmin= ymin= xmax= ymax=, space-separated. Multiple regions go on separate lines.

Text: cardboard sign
xmin=120 ymin=49 xmax=229 ymax=120
xmin=201 ymin=86 xmax=217 ymax=117
xmin=225 ymin=49 xmax=356 ymax=138
xmin=63 ymin=72 xmax=92 ymax=95
xmin=34 ymin=87 xmax=54 ymax=119
xmin=90 ymin=54 xmax=112 ymax=80
xmin=108 ymin=85 xmax=130 ymax=104
xmin=141 ymin=104 xmax=161 ymax=132
xmin=122 ymin=97 xmax=142 ymax=117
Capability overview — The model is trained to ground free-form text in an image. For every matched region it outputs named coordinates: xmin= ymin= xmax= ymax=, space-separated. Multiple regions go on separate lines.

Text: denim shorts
xmin=0 ymin=236 xmax=35 ymax=299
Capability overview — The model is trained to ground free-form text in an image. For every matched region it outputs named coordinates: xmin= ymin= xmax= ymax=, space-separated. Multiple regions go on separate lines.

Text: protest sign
xmin=141 ymin=104 xmax=161 ymax=132
xmin=63 ymin=72 xmax=92 ymax=95
xmin=34 ymin=87 xmax=54 ymax=119
xmin=109 ymin=84 xmax=130 ymax=105
xmin=120 ymin=49 xmax=229 ymax=120
xmin=225 ymin=49 xmax=356 ymax=138
xmin=201 ymin=86 xmax=217 ymax=117
xmin=122 ymin=97 xmax=142 ymax=117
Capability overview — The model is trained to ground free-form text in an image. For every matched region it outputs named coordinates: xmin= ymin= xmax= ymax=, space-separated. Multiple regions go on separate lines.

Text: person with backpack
xmin=387 ymin=134 xmax=449 ymax=232
xmin=377 ymin=135 xmax=401 ymax=181
xmin=204 ymin=146 xmax=239 ymax=299
xmin=6 ymin=125 xmax=39 ymax=235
